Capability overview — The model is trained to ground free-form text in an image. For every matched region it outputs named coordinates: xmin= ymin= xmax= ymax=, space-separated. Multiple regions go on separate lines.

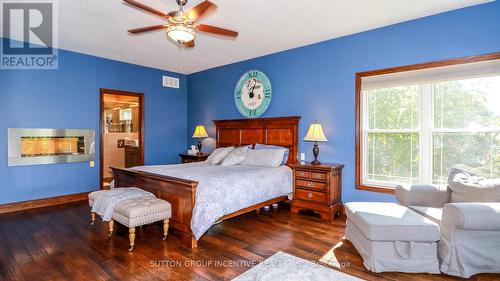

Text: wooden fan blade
xmin=123 ymin=0 xmax=169 ymax=18
xmin=184 ymin=1 xmax=217 ymax=21
xmin=128 ymin=24 xmax=167 ymax=34
xmin=196 ymin=24 xmax=238 ymax=37
xmin=185 ymin=40 xmax=195 ymax=48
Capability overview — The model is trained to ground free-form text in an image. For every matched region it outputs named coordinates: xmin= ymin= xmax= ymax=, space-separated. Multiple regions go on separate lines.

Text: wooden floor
xmin=0 ymin=202 xmax=498 ymax=281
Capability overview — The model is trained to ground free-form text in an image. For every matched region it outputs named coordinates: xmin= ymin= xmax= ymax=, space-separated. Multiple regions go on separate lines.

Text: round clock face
xmin=234 ymin=70 xmax=272 ymax=118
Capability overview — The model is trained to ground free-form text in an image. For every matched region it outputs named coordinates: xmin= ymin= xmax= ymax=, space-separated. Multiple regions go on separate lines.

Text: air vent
xmin=162 ymin=76 xmax=180 ymax=89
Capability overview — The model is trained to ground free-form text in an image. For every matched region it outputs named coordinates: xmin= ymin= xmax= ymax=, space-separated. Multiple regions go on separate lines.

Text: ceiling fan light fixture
xmin=167 ymin=25 xmax=195 ymax=44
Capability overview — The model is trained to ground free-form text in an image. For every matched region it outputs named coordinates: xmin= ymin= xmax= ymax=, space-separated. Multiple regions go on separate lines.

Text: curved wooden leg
xmin=129 ymin=227 xmax=136 ymax=252
xmin=163 ymin=219 xmax=169 ymax=240
xmin=108 ymin=220 xmax=114 ymax=236
xmin=90 ymin=212 xmax=96 ymax=226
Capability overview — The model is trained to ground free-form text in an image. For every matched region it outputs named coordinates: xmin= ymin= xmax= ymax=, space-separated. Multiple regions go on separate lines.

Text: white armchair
xmin=396 ymin=184 xmax=500 ymax=278
xmin=396 ymin=184 xmax=451 ymax=208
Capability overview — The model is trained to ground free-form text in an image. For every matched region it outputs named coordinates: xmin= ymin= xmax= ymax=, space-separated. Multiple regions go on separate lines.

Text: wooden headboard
xmin=213 ymin=116 xmax=301 ymax=165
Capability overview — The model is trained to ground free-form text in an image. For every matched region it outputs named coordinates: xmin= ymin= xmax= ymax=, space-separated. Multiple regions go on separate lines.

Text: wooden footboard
xmin=111 ymin=167 xmax=199 ymax=248
xmin=110 ymin=167 xmax=289 ymax=249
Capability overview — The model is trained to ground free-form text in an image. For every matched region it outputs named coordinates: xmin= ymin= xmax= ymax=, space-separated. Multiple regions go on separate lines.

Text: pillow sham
xmin=206 ymin=147 xmax=233 ymax=165
xmin=241 ymin=148 xmax=286 ymax=167
xmin=447 ymin=168 xmax=500 ymax=202
xmin=254 ymin=143 xmax=289 ymax=165
xmin=221 ymin=146 xmax=249 ymax=166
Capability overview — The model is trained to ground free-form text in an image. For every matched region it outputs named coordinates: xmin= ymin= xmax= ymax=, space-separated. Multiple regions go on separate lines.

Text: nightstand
xmin=179 ymin=153 xmax=210 ymax=163
xmin=289 ymin=162 xmax=344 ymax=221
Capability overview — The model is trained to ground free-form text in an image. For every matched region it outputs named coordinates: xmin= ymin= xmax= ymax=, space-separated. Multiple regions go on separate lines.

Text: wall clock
xmin=234 ymin=69 xmax=272 ymax=118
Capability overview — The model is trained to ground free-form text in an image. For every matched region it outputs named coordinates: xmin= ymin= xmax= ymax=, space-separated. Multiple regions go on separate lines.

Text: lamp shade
xmin=303 ymin=123 xmax=328 ymax=142
xmin=167 ymin=25 xmax=195 ymax=43
xmin=192 ymin=125 xmax=208 ymax=139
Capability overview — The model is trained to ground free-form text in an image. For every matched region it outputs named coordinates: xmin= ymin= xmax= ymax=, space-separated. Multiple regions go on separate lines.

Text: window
xmin=356 ymin=54 xmax=500 ymax=192
xmin=119 ymin=108 xmax=133 ymax=121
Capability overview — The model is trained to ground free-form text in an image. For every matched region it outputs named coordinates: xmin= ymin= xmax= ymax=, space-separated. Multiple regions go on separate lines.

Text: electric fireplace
xmin=8 ymin=128 xmax=95 ymax=166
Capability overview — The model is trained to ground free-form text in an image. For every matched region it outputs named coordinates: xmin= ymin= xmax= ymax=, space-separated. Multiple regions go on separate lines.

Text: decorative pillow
xmin=206 ymin=147 xmax=233 ymax=165
xmin=447 ymin=168 xmax=500 ymax=203
xmin=241 ymin=148 xmax=286 ymax=167
xmin=221 ymin=146 xmax=249 ymax=166
xmin=254 ymin=143 xmax=289 ymax=165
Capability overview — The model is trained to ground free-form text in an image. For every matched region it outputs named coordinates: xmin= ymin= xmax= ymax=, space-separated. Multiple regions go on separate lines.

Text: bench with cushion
xmin=89 ymin=189 xmax=172 ymax=251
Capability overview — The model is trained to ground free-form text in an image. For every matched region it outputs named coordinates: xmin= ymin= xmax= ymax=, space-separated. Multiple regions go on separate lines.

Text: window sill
xmin=356 ymin=184 xmax=395 ymax=194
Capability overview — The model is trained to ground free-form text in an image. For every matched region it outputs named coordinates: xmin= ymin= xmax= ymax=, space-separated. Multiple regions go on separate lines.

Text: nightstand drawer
xmin=296 ymin=179 xmax=326 ymax=191
xmin=295 ymin=170 xmax=310 ymax=179
xmin=311 ymin=172 xmax=327 ymax=181
xmin=295 ymin=189 xmax=326 ymax=203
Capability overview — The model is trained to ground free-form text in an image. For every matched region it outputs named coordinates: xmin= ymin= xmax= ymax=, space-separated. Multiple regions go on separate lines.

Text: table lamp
xmin=192 ymin=125 xmax=208 ymax=154
xmin=303 ymin=122 xmax=328 ymax=165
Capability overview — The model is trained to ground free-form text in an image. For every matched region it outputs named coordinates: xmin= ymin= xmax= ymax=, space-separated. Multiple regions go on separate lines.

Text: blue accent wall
xmin=187 ymin=2 xmax=500 ymax=203
xmin=0 ymin=46 xmax=187 ymax=204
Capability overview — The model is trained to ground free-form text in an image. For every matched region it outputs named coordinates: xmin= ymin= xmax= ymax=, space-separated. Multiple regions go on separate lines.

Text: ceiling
xmin=6 ymin=0 xmax=492 ymax=74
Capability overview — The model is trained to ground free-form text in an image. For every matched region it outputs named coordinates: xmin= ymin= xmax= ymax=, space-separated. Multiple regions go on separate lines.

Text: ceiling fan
xmin=124 ymin=0 xmax=238 ymax=48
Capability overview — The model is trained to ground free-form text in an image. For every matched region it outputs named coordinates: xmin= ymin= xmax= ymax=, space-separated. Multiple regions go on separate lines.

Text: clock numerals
xmin=265 ymin=89 xmax=271 ymax=99
xmin=248 ymin=70 xmax=259 ymax=78
xmin=236 ymin=90 xmax=242 ymax=99
xmin=248 ymin=109 xmax=257 ymax=117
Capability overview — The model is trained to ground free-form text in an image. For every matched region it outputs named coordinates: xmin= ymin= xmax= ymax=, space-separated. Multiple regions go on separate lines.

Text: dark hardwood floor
xmin=0 ymin=202 xmax=498 ymax=281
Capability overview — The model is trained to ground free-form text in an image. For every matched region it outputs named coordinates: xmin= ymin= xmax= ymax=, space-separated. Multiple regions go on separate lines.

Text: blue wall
xmin=187 ymin=2 xmax=500 ymax=203
xmin=2 ymin=2 xmax=499 ymax=205
xmin=0 ymin=46 xmax=187 ymax=204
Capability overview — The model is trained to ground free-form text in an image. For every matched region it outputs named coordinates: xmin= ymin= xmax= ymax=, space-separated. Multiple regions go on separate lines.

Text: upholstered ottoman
xmin=89 ymin=189 xmax=172 ymax=251
xmin=344 ymin=202 xmax=440 ymax=274
xmin=110 ymin=197 xmax=172 ymax=251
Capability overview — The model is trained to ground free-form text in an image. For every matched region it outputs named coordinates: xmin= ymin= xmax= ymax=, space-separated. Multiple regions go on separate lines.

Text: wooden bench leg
xmin=90 ymin=212 xmax=96 ymax=226
xmin=163 ymin=219 xmax=169 ymax=240
xmin=129 ymin=227 xmax=136 ymax=252
xmin=108 ymin=220 xmax=114 ymax=236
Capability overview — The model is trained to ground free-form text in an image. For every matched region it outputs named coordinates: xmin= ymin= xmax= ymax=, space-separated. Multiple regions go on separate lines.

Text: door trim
xmin=99 ymin=88 xmax=145 ymax=189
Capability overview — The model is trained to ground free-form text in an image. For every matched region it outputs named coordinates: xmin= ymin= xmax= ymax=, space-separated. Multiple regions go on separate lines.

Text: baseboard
xmin=0 ymin=192 xmax=89 ymax=215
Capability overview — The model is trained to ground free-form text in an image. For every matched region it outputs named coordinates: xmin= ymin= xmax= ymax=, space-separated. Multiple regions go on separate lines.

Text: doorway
xmin=99 ymin=89 xmax=144 ymax=189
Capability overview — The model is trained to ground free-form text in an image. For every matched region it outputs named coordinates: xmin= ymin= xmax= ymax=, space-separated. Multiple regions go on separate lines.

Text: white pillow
xmin=206 ymin=147 xmax=233 ymax=165
xmin=448 ymin=168 xmax=500 ymax=202
xmin=221 ymin=146 xmax=249 ymax=166
xmin=241 ymin=149 xmax=285 ymax=167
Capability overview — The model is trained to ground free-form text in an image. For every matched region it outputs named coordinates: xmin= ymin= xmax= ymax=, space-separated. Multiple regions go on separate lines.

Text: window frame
xmin=355 ymin=52 xmax=500 ymax=194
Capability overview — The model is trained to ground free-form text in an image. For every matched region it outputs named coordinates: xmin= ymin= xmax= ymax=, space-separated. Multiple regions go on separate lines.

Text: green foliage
xmin=366 ymin=76 xmax=500 ymax=184
xmin=368 ymin=133 xmax=419 ymax=184
xmin=368 ymin=85 xmax=419 ymax=129
xmin=433 ymin=77 xmax=500 ymax=183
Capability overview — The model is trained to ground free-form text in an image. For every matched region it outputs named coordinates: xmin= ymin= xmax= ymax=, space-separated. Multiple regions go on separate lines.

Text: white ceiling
xmin=7 ymin=0 xmax=493 ymax=74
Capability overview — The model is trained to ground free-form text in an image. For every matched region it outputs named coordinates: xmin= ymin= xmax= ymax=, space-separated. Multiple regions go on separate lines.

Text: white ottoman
xmin=111 ymin=197 xmax=172 ymax=251
xmin=89 ymin=189 xmax=172 ymax=251
xmin=345 ymin=202 xmax=440 ymax=274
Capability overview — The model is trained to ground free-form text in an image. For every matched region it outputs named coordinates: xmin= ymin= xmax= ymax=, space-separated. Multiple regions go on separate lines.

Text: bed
xmin=111 ymin=116 xmax=300 ymax=248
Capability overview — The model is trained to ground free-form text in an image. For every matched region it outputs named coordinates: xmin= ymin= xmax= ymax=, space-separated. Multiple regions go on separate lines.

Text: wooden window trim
xmin=355 ymin=52 xmax=500 ymax=194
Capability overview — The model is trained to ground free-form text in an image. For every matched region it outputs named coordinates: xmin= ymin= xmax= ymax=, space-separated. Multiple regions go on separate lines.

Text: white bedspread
xmin=130 ymin=162 xmax=293 ymax=240
xmin=91 ymin=187 xmax=155 ymax=221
